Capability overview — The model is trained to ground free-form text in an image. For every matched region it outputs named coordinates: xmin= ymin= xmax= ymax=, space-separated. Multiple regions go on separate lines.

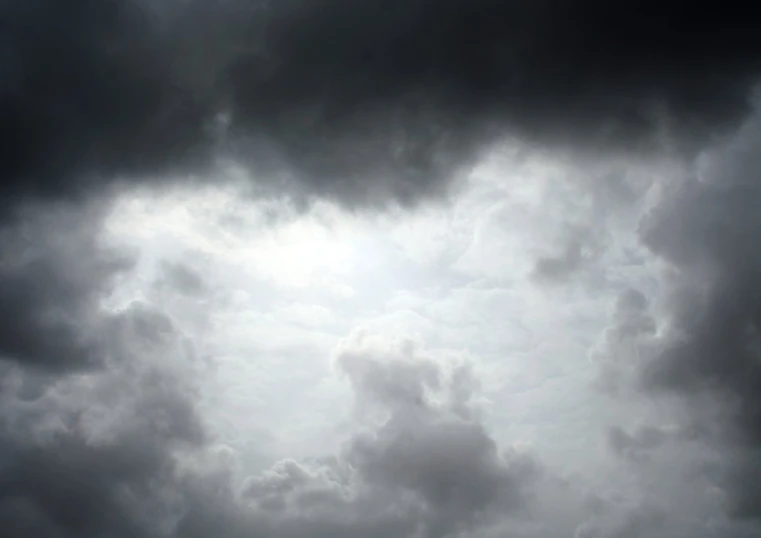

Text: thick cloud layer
xmin=4 ymin=2 xmax=761 ymax=536
xmin=637 ymin=112 xmax=761 ymax=520
xmin=0 ymin=300 xmax=206 ymax=538
xmin=0 ymin=207 xmax=210 ymax=537
xmin=0 ymin=203 xmax=133 ymax=371
xmin=587 ymin=105 xmax=761 ymax=526
xmin=3 ymin=0 xmax=761 ymax=208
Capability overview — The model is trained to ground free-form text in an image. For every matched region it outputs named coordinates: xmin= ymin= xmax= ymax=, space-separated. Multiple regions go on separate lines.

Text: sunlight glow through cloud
xmin=5 ymin=4 xmax=761 ymax=537
xmin=94 ymin=146 xmax=664 ymax=481
xmin=105 ymin=187 xmax=361 ymax=290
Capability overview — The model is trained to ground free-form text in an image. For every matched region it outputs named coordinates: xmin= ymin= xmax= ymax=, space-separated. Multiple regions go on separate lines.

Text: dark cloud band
xmin=3 ymin=0 xmax=761 ymax=209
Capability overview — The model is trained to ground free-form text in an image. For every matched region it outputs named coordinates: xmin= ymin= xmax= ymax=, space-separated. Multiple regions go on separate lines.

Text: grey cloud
xmin=592 ymin=288 xmax=657 ymax=394
xmin=606 ymin=425 xmax=670 ymax=463
xmin=532 ymin=227 xmax=602 ymax=283
xmin=156 ymin=261 xmax=208 ymax=297
xmin=0 ymin=300 xmax=207 ymax=538
xmin=530 ymin=164 xmax=654 ymax=285
xmin=575 ymin=499 xmax=666 ymax=538
xmin=349 ymin=418 xmax=539 ymax=537
xmin=241 ymin=457 xmax=423 ymax=538
xmin=3 ymin=0 xmax=761 ymax=210
xmin=242 ymin=337 xmax=545 ymax=538
xmin=335 ymin=339 xmax=442 ymax=413
xmin=574 ymin=439 xmax=753 ymax=538
xmin=338 ymin=344 xmax=538 ymax=519
xmin=6 ymin=4 xmax=761 ymax=533
xmin=624 ymin=104 xmax=761 ymax=520
xmin=0 ymin=203 xmax=133 ymax=371
xmin=0 ymin=205 xmax=220 ymax=538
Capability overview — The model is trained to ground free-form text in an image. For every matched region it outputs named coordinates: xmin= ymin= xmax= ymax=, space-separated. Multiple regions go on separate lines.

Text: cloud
xmin=3 ymin=0 xmax=761 ymax=210
xmin=606 ymin=425 xmax=671 ymax=463
xmin=0 ymin=300 xmax=206 ymax=538
xmin=0 ymin=202 xmax=133 ymax=371
xmin=215 ymin=333 xmax=554 ymax=538
xmin=591 ymin=288 xmax=657 ymax=394
xmin=156 ymin=261 xmax=208 ymax=297
xmin=0 ymin=205 xmax=215 ymax=538
xmin=5 ymin=3 xmax=761 ymax=536
xmin=0 ymin=202 xmax=553 ymax=538
xmin=532 ymin=226 xmax=603 ymax=283
xmin=250 ymin=333 xmax=546 ymax=538
xmin=614 ymin=103 xmax=761 ymax=521
xmin=575 ymin=497 xmax=666 ymax=538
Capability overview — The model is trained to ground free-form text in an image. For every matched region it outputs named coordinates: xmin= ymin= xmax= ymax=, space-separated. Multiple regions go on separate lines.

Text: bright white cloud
xmin=96 ymin=145 xmax=664 ymax=480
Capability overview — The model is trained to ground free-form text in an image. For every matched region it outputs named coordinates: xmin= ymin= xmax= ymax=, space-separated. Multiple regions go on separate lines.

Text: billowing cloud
xmin=4 ymin=2 xmax=761 ymax=537
xmin=0 ymin=203 xmax=133 ymax=371
xmin=3 ymin=0 xmax=761 ymax=210
xmin=0 ymin=274 xmax=554 ymax=538
xmin=595 ymin=103 xmax=761 ymax=524
xmin=240 ymin=334 xmax=546 ymax=538
xmin=0 ymin=206 xmax=213 ymax=538
xmin=0 ymin=300 xmax=206 ymax=538
xmin=591 ymin=288 xmax=657 ymax=395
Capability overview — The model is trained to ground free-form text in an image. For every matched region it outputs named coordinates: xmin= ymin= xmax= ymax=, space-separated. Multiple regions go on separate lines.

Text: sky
xmin=2 ymin=1 xmax=761 ymax=537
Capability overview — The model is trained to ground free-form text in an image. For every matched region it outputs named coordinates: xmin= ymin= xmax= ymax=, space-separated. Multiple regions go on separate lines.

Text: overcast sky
xmin=2 ymin=2 xmax=761 ymax=537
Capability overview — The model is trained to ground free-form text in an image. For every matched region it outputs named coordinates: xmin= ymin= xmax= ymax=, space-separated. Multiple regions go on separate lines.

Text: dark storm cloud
xmin=3 ymin=0 xmax=761 ymax=209
xmin=0 ymin=301 xmax=207 ymax=538
xmin=0 ymin=204 xmax=213 ymax=537
xmin=0 ymin=203 xmax=133 ymax=371
xmin=634 ymin=105 xmax=761 ymax=520
xmin=5 ymin=1 xmax=761 ymax=536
